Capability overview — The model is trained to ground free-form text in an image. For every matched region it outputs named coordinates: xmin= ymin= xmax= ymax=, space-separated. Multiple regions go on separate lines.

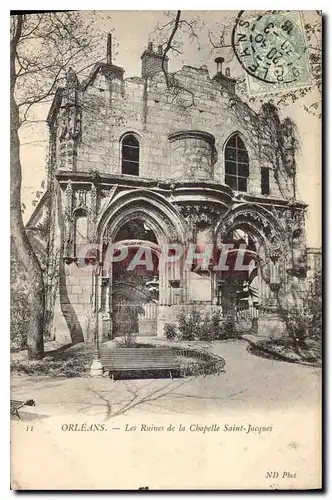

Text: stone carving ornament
xmin=177 ymin=203 xmax=224 ymax=240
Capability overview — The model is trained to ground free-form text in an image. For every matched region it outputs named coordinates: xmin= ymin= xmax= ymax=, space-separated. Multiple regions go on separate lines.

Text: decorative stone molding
xmin=177 ymin=202 xmax=224 ymax=240
xmin=58 ymin=68 xmax=82 ymax=171
xmin=269 ymin=237 xmax=282 ymax=263
xmin=97 ymin=189 xmax=186 ymax=246
xmin=168 ymin=130 xmax=215 ymax=145
xmin=74 ymin=189 xmax=88 ymax=211
xmin=215 ymin=203 xmax=288 ymax=285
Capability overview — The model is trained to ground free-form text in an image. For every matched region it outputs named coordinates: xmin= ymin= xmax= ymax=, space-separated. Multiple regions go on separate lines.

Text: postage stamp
xmin=232 ymin=10 xmax=312 ymax=96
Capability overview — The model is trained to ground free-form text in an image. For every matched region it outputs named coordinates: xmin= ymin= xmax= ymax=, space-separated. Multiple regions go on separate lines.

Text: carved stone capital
xmin=177 ymin=202 xmax=223 ymax=231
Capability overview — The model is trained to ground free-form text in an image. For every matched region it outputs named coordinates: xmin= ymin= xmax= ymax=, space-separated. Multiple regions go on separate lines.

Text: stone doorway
xmin=217 ymin=229 xmax=262 ymax=332
xmin=110 ymin=219 xmax=160 ymax=338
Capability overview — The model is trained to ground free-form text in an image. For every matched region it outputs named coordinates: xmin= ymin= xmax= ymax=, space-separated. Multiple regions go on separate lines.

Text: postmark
xmin=232 ymin=10 xmax=312 ymax=96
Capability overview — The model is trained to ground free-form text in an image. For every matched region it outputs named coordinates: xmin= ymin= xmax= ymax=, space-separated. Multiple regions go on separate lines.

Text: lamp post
xmin=90 ymin=270 xmax=104 ymax=377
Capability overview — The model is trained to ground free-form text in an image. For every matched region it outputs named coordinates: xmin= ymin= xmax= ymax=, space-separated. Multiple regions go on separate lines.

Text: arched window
xmin=224 ymin=134 xmax=249 ymax=192
xmin=121 ymin=134 xmax=139 ymax=176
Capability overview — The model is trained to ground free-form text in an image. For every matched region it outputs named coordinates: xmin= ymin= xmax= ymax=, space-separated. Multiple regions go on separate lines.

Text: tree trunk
xmin=10 ymin=91 xmax=45 ymax=360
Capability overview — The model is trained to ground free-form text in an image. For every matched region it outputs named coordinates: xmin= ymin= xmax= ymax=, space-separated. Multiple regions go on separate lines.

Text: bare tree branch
xmin=161 ymin=10 xmax=181 ymax=86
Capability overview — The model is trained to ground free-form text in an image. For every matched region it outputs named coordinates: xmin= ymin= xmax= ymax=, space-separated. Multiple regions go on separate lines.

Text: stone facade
xmin=27 ymin=42 xmax=309 ymax=343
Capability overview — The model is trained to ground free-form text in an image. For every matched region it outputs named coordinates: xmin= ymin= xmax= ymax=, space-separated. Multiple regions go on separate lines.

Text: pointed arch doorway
xmin=110 ymin=218 xmax=160 ymax=338
xmin=215 ymin=228 xmax=265 ymax=332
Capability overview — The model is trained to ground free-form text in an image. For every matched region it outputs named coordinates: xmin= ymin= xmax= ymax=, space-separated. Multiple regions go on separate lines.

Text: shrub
xmin=11 ymin=355 xmax=91 ymax=377
xmin=115 ymin=305 xmax=138 ymax=347
xmin=220 ymin=315 xmax=237 ymax=339
xmin=279 ymin=269 xmax=322 ymax=352
xmin=177 ymin=350 xmax=226 ymax=376
xmin=163 ymin=308 xmax=236 ymax=342
xmin=177 ymin=308 xmax=202 ymax=341
xmin=115 ymin=334 xmax=136 ymax=348
xmin=164 ymin=323 xmax=177 ymax=340
xmin=209 ymin=311 xmax=222 ymax=340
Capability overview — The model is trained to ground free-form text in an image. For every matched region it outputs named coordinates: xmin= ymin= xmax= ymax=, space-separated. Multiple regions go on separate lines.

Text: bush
xmin=175 ymin=348 xmax=226 ymax=376
xmin=220 ymin=315 xmax=237 ymax=340
xmin=163 ymin=308 xmax=236 ymax=342
xmin=115 ymin=335 xmax=137 ymax=348
xmin=115 ymin=305 xmax=138 ymax=347
xmin=177 ymin=308 xmax=203 ymax=341
xmin=248 ymin=337 xmax=321 ymax=366
xmin=11 ymin=355 xmax=91 ymax=377
xmin=164 ymin=323 xmax=177 ymax=340
xmin=279 ymin=269 xmax=322 ymax=353
xmin=11 ymin=343 xmax=94 ymax=377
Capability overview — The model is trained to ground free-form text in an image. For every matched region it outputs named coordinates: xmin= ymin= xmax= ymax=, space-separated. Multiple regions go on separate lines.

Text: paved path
xmin=11 ymin=340 xmax=321 ymax=420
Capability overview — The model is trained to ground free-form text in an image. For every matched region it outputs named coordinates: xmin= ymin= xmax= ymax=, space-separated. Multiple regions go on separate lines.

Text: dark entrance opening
xmin=111 ymin=219 xmax=159 ymax=337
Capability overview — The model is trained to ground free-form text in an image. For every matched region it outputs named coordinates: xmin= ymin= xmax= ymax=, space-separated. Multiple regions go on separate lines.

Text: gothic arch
xmin=97 ymin=189 xmax=187 ymax=245
xmin=216 ymin=203 xmax=284 ymax=245
xmin=222 ymin=130 xmax=255 ymax=164
xmin=215 ymin=203 xmax=286 ymax=283
xmin=115 ymin=128 xmax=147 ymax=144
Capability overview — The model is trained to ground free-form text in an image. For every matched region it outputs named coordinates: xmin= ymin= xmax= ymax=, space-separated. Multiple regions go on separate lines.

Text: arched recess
xmin=96 ymin=190 xmax=188 ymax=331
xmin=214 ymin=203 xmax=287 ymax=310
xmin=215 ymin=203 xmax=285 ymax=252
xmin=73 ymin=206 xmax=89 ymax=257
xmin=97 ymin=189 xmax=187 ymax=245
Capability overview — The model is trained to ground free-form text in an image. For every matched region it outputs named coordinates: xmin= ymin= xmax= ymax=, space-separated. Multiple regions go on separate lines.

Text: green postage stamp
xmin=232 ymin=10 xmax=312 ymax=96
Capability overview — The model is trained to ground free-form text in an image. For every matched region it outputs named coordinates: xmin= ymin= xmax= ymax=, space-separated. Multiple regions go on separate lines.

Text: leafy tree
xmin=10 ymin=12 xmax=108 ymax=358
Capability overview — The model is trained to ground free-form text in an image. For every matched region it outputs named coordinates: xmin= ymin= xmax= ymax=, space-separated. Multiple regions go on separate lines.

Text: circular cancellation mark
xmin=231 ymin=10 xmax=310 ymax=85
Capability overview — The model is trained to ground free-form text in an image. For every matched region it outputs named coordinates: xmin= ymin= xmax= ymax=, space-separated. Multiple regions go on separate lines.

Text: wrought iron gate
xmin=112 ymin=301 xmax=158 ymax=337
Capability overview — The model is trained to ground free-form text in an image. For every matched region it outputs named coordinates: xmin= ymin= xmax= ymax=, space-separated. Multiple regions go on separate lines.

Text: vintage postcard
xmin=10 ymin=10 xmax=322 ymax=490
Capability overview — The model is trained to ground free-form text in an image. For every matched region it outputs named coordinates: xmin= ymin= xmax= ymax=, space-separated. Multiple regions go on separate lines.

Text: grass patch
xmin=11 ymin=343 xmax=93 ymax=377
xmin=140 ymin=341 xmax=226 ymax=377
xmin=247 ymin=337 xmax=321 ymax=367
xmin=179 ymin=355 xmax=225 ymax=377
xmin=11 ymin=340 xmax=226 ymax=378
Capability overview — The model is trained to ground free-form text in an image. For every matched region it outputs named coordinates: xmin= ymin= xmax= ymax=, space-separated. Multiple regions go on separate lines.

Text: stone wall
xmin=54 ymin=62 xmax=297 ymax=201
xmin=43 ymin=51 xmax=305 ymax=344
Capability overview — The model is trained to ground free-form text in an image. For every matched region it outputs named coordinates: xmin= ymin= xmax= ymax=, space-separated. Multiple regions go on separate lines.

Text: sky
xmin=19 ymin=10 xmax=321 ymax=248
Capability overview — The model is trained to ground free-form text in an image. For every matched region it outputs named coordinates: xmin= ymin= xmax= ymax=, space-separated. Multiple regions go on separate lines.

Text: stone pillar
xmin=90 ymin=272 xmax=103 ymax=376
xmin=159 ymin=260 xmax=169 ymax=306
xmin=58 ymin=68 xmax=82 ymax=173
